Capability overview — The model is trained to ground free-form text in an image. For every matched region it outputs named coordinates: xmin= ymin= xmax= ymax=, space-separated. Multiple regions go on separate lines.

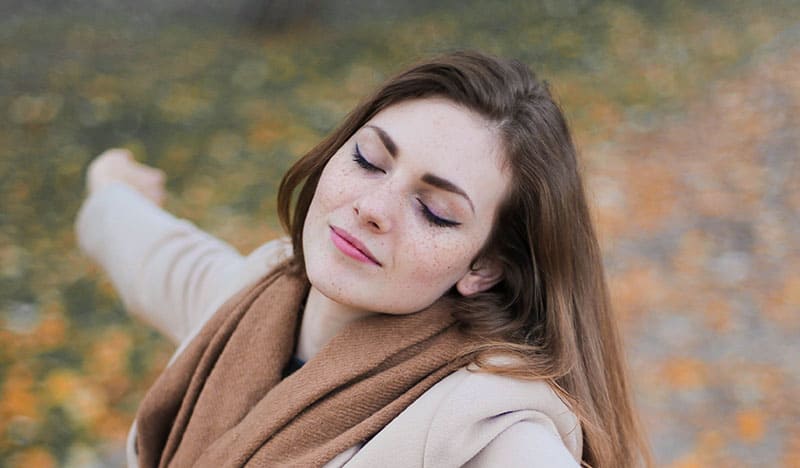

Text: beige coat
xmin=75 ymin=182 xmax=582 ymax=467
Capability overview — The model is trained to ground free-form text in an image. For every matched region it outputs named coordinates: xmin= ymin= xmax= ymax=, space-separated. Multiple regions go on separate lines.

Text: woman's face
xmin=303 ymin=97 xmax=510 ymax=314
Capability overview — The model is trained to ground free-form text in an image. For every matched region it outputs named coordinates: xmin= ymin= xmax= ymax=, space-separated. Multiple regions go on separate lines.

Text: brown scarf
xmin=135 ymin=260 xmax=475 ymax=467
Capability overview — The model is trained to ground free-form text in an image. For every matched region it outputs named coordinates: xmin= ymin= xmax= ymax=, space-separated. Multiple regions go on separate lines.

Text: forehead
xmin=364 ymin=98 xmax=509 ymax=211
xmin=367 ymin=98 xmax=500 ymax=159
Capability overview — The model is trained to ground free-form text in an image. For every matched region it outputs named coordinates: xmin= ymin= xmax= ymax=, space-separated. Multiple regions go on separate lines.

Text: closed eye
xmin=352 ymin=143 xmax=385 ymax=173
xmin=353 ymin=142 xmax=459 ymax=228
xmin=417 ymin=198 xmax=461 ymax=228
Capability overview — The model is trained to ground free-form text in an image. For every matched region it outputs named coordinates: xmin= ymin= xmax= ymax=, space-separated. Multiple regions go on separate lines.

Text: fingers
xmin=87 ymin=148 xmax=168 ymax=206
xmin=130 ymin=164 xmax=167 ymax=206
xmin=97 ymin=147 xmax=133 ymax=164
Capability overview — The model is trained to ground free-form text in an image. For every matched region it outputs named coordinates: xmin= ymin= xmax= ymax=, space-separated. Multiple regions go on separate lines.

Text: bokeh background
xmin=1 ymin=0 xmax=798 ymax=466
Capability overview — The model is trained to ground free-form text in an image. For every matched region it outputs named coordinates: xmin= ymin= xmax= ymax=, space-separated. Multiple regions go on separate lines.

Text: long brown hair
xmin=277 ymin=51 xmax=651 ymax=467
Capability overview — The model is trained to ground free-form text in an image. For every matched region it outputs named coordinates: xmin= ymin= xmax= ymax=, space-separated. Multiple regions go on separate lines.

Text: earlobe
xmin=456 ymin=260 xmax=503 ymax=297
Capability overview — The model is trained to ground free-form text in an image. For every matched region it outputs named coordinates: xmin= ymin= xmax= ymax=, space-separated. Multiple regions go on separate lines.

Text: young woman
xmin=76 ymin=51 xmax=651 ymax=467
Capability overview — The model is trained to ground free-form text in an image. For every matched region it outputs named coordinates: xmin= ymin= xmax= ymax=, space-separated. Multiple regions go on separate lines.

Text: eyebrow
xmin=364 ymin=124 xmax=475 ymax=214
xmin=364 ymin=124 xmax=397 ymax=157
xmin=421 ymin=174 xmax=475 ymax=214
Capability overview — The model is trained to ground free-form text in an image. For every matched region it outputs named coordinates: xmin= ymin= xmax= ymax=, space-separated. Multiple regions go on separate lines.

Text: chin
xmin=305 ymin=248 xmax=356 ymax=298
xmin=309 ymin=271 xmax=375 ymax=311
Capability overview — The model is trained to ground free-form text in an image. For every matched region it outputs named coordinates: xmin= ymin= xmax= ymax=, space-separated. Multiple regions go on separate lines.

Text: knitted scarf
xmin=135 ymin=260 xmax=475 ymax=467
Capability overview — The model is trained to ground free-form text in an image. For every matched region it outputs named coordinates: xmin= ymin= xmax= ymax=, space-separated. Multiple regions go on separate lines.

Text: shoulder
xmin=173 ymin=236 xmax=294 ymax=354
xmin=198 ymin=235 xmax=294 ymax=319
xmin=231 ymin=236 xmax=294 ymax=292
xmin=245 ymin=236 xmax=294 ymax=272
xmin=207 ymin=235 xmax=294 ymax=314
xmin=342 ymin=366 xmax=582 ymax=467
xmin=423 ymin=368 xmax=582 ymax=465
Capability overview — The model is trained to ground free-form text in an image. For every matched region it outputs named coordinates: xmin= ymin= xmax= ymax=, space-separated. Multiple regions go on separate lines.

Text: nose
xmin=352 ymin=188 xmax=395 ymax=233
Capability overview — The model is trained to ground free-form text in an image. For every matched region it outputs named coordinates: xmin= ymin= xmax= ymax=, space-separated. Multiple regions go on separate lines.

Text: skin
xmin=86 ymin=98 xmax=511 ymax=362
xmin=298 ymin=97 xmax=510 ymax=360
xmin=86 ymin=149 xmax=166 ymax=205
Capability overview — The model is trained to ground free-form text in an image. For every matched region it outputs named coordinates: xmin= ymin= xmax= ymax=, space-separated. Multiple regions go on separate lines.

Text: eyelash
xmin=416 ymin=197 xmax=460 ymax=227
xmin=352 ymin=144 xmax=384 ymax=173
xmin=351 ymin=144 xmax=461 ymax=228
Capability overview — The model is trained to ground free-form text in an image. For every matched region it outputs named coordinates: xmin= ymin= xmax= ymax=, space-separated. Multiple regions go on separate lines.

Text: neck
xmin=295 ymin=285 xmax=375 ymax=362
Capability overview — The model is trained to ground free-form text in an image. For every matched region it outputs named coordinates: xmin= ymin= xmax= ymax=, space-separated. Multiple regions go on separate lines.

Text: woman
xmin=76 ymin=51 xmax=651 ymax=467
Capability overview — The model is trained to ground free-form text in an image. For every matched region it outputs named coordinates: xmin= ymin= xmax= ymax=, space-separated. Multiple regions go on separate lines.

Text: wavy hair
xmin=277 ymin=51 xmax=651 ymax=467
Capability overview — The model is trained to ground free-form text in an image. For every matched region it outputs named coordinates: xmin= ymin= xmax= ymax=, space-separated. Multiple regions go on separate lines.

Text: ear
xmin=456 ymin=258 xmax=503 ymax=297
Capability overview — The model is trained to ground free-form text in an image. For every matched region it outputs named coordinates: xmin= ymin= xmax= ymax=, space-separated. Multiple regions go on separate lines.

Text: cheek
xmin=312 ymin=161 xmax=351 ymax=211
xmin=403 ymin=233 xmax=476 ymax=286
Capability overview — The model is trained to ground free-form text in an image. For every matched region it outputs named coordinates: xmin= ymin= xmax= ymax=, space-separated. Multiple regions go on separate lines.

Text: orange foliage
xmin=736 ymin=409 xmax=766 ymax=443
xmin=661 ymin=358 xmax=708 ymax=390
xmin=8 ymin=447 xmax=57 ymax=468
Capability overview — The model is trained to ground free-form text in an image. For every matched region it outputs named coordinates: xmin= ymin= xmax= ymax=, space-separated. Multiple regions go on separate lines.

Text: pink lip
xmin=329 ymin=226 xmax=381 ymax=266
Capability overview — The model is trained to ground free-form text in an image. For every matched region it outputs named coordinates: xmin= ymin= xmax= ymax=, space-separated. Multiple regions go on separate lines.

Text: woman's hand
xmin=87 ymin=148 xmax=167 ymax=206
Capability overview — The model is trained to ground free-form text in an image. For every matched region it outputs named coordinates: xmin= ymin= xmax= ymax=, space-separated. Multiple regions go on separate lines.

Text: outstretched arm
xmin=75 ymin=149 xmax=291 ymax=345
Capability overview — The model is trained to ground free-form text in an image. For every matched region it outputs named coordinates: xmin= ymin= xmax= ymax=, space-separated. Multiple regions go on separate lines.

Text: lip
xmin=329 ymin=225 xmax=382 ymax=266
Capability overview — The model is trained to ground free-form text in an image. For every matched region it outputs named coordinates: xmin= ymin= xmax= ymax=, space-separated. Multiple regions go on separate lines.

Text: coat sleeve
xmin=74 ymin=181 xmax=292 ymax=344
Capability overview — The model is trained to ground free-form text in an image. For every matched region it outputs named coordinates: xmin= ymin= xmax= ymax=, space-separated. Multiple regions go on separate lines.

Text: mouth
xmin=329 ymin=225 xmax=382 ymax=266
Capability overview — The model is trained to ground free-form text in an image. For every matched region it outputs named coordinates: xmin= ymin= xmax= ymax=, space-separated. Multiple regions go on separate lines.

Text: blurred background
xmin=1 ymin=0 xmax=798 ymax=466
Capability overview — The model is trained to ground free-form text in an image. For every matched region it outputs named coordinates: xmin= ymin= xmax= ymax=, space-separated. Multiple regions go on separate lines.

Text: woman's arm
xmin=75 ymin=149 xmax=291 ymax=344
